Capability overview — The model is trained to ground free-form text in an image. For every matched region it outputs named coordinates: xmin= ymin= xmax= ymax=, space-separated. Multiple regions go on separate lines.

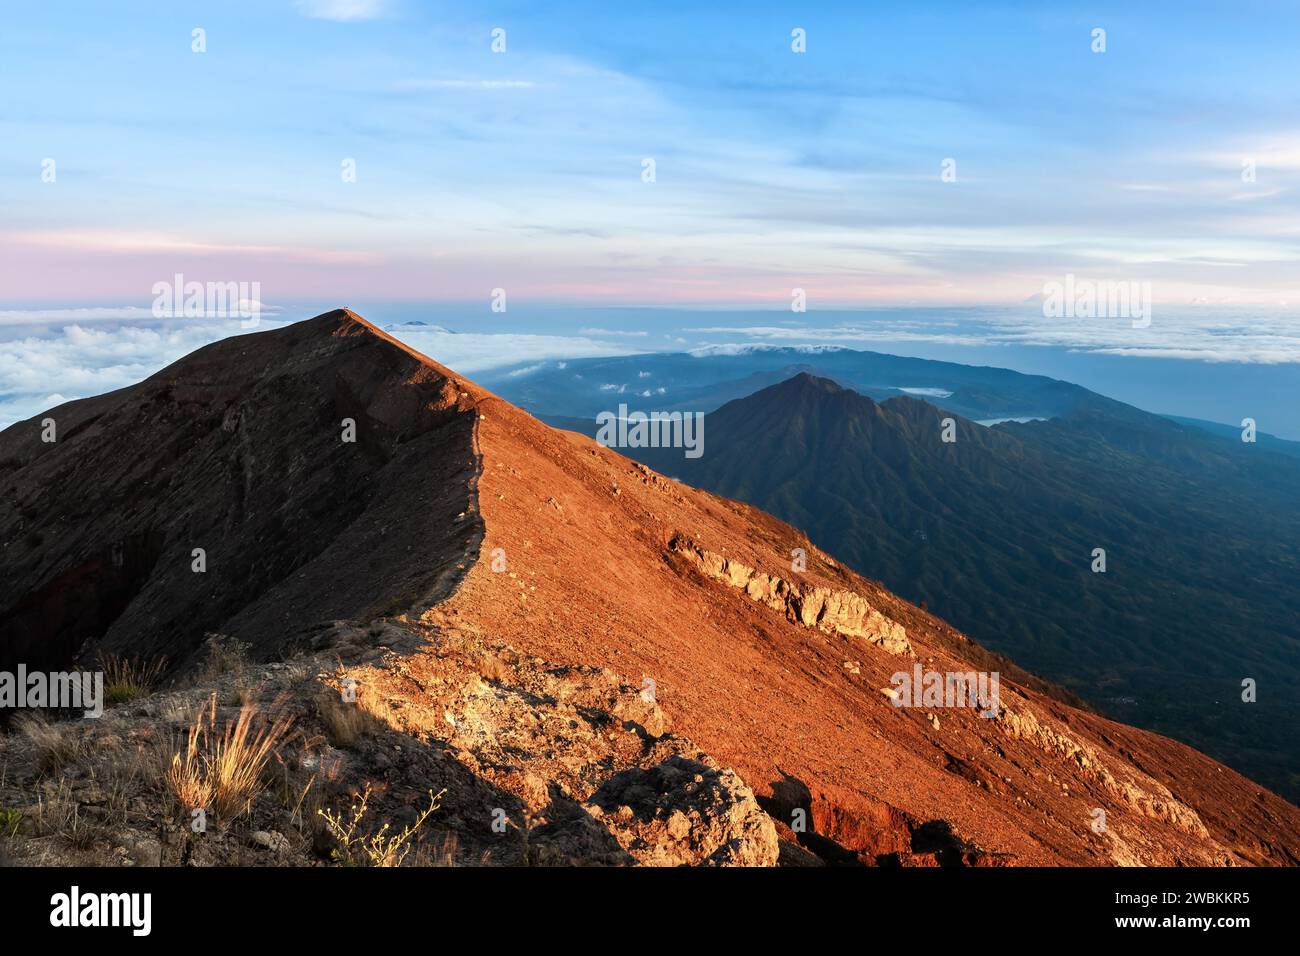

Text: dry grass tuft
xmin=199 ymin=633 xmax=251 ymax=682
xmin=100 ymin=653 xmax=167 ymax=704
xmin=85 ymin=754 xmax=146 ymax=828
xmin=18 ymin=715 xmax=80 ymax=775
xmin=413 ymin=830 xmax=462 ymax=866
xmin=164 ymin=694 xmax=294 ymax=821
xmin=316 ymin=687 xmax=378 ymax=748
xmin=32 ymin=778 xmax=108 ymax=851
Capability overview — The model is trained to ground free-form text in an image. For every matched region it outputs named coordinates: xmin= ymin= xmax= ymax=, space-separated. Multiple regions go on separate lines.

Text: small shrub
xmin=0 ymin=808 xmax=22 ymax=838
xmin=474 ymin=651 xmax=510 ymax=683
xmin=318 ymin=784 xmax=445 ymax=867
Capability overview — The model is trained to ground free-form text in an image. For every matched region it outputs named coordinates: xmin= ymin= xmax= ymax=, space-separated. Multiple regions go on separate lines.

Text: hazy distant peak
xmin=776 ymin=371 xmax=845 ymax=392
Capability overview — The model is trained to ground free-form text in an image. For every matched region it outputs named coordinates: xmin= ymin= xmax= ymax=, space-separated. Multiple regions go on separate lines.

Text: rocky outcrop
xmin=0 ymin=616 xmax=780 ymax=868
xmin=994 ymin=702 xmax=1213 ymax=852
xmin=586 ymin=755 xmax=778 ymax=866
xmin=669 ymin=536 xmax=912 ymax=655
xmin=327 ymin=618 xmax=778 ymax=867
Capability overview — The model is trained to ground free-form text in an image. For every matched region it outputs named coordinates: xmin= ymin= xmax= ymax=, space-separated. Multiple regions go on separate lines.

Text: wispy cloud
xmin=3 ymin=231 xmax=377 ymax=264
xmin=578 ymin=327 xmax=649 ymax=337
xmin=7 ymin=3 xmax=1300 ymax=313
xmin=295 ymin=0 xmax=389 ymax=22
xmin=393 ymin=79 xmax=536 ymax=92
xmin=391 ymin=327 xmax=641 ymax=373
xmin=0 ymin=306 xmax=157 ymax=325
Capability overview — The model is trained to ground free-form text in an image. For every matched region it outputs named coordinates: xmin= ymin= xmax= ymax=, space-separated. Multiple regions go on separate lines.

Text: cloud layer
xmin=686 ymin=307 xmax=1300 ymax=364
xmin=0 ymin=316 xmax=638 ymax=430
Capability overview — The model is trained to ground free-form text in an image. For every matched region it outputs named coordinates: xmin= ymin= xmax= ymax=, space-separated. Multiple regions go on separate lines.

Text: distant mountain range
xmin=483 ymin=345 xmax=1107 ymax=424
xmin=506 ymin=352 xmax=1300 ymax=802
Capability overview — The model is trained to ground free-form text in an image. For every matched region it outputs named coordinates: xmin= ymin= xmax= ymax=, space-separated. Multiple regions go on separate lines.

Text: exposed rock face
xmin=669 ymin=536 xmax=912 ymax=655
xmin=995 ymin=703 xmax=1209 ymax=841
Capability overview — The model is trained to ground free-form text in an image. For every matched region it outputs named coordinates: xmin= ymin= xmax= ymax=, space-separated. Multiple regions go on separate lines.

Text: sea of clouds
xmin=2 ymin=304 xmax=1298 ymax=431
xmin=684 ymin=307 xmax=1300 ymax=365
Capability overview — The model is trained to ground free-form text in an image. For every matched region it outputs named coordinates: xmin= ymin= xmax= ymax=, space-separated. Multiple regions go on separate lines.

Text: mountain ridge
xmin=2 ymin=310 xmax=1298 ymax=866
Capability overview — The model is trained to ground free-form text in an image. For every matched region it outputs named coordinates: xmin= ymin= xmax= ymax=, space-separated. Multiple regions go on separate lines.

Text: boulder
xmin=586 ymin=754 xmax=779 ymax=866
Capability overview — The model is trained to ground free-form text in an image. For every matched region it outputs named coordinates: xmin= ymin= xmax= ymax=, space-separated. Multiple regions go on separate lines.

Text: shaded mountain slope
xmin=2 ymin=311 xmax=1298 ymax=866
xmin=0 ymin=311 xmax=483 ymax=676
xmin=1164 ymin=414 xmax=1300 ymax=460
xmin=581 ymin=373 xmax=1300 ymax=801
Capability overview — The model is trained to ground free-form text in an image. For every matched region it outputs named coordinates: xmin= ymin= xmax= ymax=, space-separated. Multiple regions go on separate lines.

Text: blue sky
xmin=2 ymin=2 xmax=1299 ymax=436
xmin=3 ymin=0 xmax=1300 ymax=307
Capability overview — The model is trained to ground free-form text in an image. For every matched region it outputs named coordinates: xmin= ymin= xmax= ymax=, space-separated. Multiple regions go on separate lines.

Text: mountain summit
xmin=2 ymin=310 xmax=1297 ymax=866
xmin=0 ymin=309 xmax=484 ymax=678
